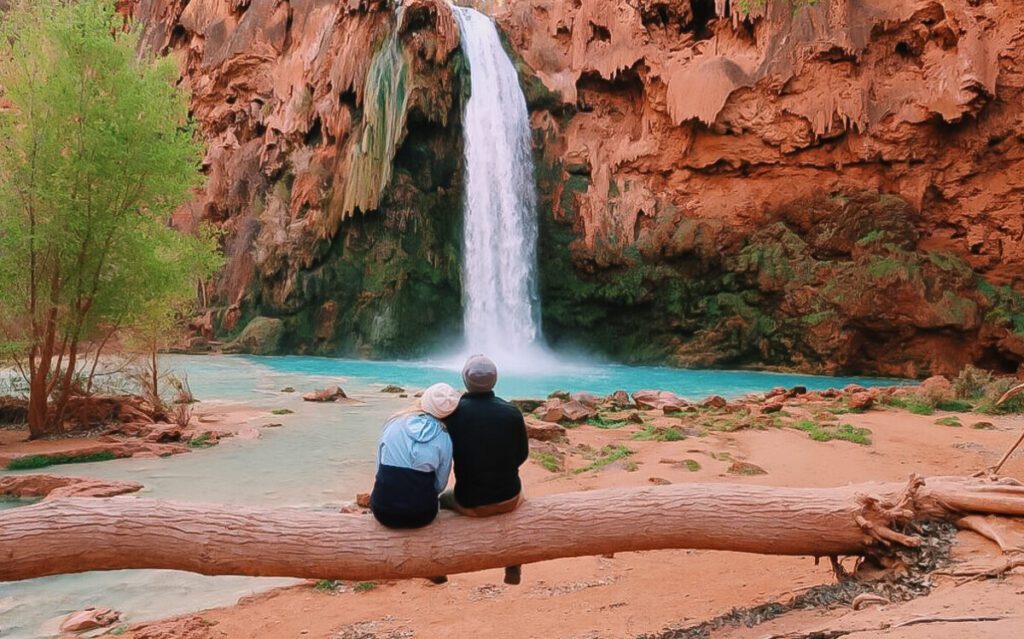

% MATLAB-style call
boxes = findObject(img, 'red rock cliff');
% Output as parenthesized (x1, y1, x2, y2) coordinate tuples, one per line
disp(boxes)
(129, 0, 1024, 376)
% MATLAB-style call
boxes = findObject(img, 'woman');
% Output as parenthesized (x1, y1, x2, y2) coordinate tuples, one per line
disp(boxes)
(370, 382, 460, 529)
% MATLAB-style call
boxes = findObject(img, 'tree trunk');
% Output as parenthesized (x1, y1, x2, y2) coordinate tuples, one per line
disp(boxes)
(3, 476, 1023, 583)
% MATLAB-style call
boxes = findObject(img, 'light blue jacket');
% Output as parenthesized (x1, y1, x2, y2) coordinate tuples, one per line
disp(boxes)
(376, 412, 453, 494)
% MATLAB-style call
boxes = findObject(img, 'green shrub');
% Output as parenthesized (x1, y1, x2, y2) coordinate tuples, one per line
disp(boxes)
(314, 579, 343, 592)
(935, 399, 973, 412)
(934, 416, 962, 427)
(187, 433, 215, 449)
(353, 581, 377, 593)
(975, 378, 1024, 414)
(271, 408, 294, 415)
(586, 414, 627, 429)
(682, 459, 701, 472)
(953, 365, 993, 399)
(632, 425, 686, 442)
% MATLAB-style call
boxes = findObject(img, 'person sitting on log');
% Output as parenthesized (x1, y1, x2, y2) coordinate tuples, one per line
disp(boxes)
(369, 382, 460, 530)
(441, 355, 530, 585)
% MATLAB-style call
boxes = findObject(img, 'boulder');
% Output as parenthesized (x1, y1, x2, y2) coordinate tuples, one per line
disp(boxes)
(627, 412, 644, 424)
(848, 392, 875, 411)
(60, 607, 120, 633)
(700, 395, 728, 409)
(919, 375, 953, 401)
(536, 400, 564, 423)
(303, 386, 347, 402)
(510, 398, 545, 413)
(525, 419, 566, 441)
(633, 390, 687, 411)
(560, 400, 596, 422)
(761, 396, 785, 413)
(570, 392, 600, 408)
(225, 316, 284, 355)
(786, 386, 808, 397)
(766, 387, 787, 398)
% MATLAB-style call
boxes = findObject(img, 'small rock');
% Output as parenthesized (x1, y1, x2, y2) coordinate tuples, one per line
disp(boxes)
(263, 423, 283, 428)
(536, 400, 565, 423)
(727, 461, 767, 476)
(627, 412, 644, 424)
(355, 492, 371, 508)
(786, 386, 808, 397)
(60, 607, 120, 632)
(971, 421, 996, 430)
(821, 388, 840, 398)
(380, 385, 405, 393)
(701, 395, 728, 409)
(608, 390, 633, 408)
(765, 387, 787, 399)
(843, 384, 867, 394)
(848, 392, 875, 411)
(303, 386, 347, 402)
(648, 477, 672, 486)
(399, 394, 408, 398)
(280, 387, 295, 393)
(662, 404, 685, 415)
(525, 419, 566, 441)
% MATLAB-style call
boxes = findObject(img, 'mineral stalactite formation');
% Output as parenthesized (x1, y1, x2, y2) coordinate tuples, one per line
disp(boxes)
(128, 0, 1024, 376)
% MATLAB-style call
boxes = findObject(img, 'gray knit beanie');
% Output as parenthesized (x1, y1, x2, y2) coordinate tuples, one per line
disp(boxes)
(462, 354, 497, 393)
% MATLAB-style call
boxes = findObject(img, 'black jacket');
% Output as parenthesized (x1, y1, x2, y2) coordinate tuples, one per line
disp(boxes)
(444, 391, 529, 508)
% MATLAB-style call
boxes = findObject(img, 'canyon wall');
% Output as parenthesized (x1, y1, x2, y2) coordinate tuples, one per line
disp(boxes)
(133, 0, 1024, 376)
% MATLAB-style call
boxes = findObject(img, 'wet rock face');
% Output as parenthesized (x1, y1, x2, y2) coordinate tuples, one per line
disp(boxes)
(126, 0, 465, 357)
(496, 0, 1024, 376)
(132, 0, 1024, 375)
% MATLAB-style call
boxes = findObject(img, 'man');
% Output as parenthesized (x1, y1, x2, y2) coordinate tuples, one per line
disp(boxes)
(441, 354, 529, 584)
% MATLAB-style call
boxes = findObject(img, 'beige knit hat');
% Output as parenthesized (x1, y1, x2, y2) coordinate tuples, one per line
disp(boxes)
(420, 382, 461, 419)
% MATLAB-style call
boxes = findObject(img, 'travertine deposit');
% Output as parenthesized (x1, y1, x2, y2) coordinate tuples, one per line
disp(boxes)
(127, 0, 1024, 376)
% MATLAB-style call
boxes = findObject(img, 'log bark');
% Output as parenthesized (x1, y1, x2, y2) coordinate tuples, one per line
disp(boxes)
(2, 476, 1023, 582)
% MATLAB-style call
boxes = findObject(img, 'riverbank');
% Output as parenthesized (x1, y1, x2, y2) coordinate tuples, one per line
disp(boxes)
(105, 390, 1024, 639)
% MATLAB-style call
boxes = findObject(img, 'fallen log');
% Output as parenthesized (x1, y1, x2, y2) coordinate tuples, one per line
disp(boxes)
(2, 475, 1023, 582)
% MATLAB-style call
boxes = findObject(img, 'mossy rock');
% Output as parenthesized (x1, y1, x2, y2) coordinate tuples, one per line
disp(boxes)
(226, 317, 285, 355)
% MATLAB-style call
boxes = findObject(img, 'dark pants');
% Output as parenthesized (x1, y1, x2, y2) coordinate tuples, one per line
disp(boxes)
(371, 507, 437, 529)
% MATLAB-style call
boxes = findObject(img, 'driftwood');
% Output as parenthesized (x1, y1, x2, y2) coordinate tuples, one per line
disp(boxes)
(2, 475, 1023, 582)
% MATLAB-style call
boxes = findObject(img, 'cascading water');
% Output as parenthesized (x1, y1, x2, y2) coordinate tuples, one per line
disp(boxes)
(453, 7, 546, 367)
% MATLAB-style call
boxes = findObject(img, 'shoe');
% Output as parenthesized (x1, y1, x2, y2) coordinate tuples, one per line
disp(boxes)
(503, 566, 521, 585)
(427, 575, 448, 585)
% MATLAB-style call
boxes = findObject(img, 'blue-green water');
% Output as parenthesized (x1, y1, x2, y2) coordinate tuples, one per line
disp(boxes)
(172, 354, 904, 401)
(0, 354, 907, 637)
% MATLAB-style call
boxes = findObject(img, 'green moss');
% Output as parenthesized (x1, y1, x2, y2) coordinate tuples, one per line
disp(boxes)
(530, 451, 562, 473)
(353, 581, 377, 593)
(632, 425, 685, 441)
(935, 399, 972, 412)
(586, 414, 628, 429)
(934, 416, 962, 427)
(793, 420, 872, 445)
(682, 459, 701, 472)
(187, 433, 215, 449)
(574, 445, 635, 474)
(271, 408, 294, 415)
(7, 451, 117, 470)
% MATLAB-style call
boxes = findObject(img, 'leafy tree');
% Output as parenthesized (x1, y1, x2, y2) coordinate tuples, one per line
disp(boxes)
(0, 0, 220, 438)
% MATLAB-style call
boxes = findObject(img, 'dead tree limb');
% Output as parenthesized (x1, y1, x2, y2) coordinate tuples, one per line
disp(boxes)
(2, 475, 1023, 582)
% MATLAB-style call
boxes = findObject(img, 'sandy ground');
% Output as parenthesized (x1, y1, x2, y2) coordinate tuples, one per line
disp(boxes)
(104, 399, 1024, 639)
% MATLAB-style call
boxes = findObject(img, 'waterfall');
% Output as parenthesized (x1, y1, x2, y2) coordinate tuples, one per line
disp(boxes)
(453, 6, 545, 366)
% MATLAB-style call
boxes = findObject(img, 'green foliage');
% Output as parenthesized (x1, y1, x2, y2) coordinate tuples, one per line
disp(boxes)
(574, 445, 635, 474)
(793, 420, 872, 445)
(856, 230, 884, 246)
(0, 0, 218, 434)
(935, 399, 973, 413)
(883, 396, 935, 415)
(7, 451, 117, 470)
(530, 451, 562, 473)
(271, 408, 294, 415)
(934, 416, 962, 427)
(187, 433, 215, 449)
(632, 425, 685, 442)
(682, 459, 701, 472)
(353, 581, 377, 593)
(975, 378, 1024, 415)
(586, 414, 628, 429)
(978, 281, 1024, 334)
(953, 365, 993, 400)
(314, 579, 343, 592)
